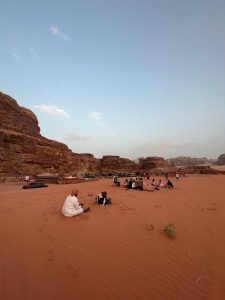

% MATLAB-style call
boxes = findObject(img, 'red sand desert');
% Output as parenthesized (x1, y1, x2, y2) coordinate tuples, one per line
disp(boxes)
(0, 175, 225, 300)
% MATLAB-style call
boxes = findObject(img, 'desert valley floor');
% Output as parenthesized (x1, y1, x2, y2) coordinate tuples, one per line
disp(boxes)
(0, 175, 225, 300)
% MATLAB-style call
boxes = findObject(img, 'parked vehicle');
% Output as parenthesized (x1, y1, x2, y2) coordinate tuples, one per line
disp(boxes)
(22, 182, 48, 189)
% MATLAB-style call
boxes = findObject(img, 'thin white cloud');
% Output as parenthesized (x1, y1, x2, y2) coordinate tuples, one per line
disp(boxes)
(90, 111, 108, 127)
(12, 51, 20, 62)
(65, 134, 89, 141)
(30, 48, 38, 57)
(34, 105, 69, 117)
(91, 111, 100, 121)
(111, 132, 117, 136)
(117, 114, 127, 120)
(50, 24, 71, 41)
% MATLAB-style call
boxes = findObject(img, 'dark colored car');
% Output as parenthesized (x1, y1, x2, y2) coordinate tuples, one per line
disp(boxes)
(22, 182, 48, 189)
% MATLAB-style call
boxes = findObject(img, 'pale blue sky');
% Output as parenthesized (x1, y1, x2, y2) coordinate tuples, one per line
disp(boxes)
(1, 0, 225, 159)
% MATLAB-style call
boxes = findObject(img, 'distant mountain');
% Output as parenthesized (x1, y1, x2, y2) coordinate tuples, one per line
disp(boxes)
(166, 156, 216, 167)
(214, 153, 225, 165)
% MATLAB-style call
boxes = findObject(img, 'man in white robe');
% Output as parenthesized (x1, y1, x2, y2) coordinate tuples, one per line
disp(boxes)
(62, 189, 90, 217)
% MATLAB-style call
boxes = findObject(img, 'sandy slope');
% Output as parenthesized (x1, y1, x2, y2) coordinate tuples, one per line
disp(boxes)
(0, 175, 225, 300)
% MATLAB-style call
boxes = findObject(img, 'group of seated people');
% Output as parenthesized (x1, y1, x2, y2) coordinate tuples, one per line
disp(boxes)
(151, 178, 174, 189)
(123, 177, 173, 191)
(124, 177, 144, 190)
(61, 176, 174, 218)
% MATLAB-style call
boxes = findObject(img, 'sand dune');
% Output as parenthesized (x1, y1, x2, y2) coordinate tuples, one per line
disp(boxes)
(0, 175, 225, 300)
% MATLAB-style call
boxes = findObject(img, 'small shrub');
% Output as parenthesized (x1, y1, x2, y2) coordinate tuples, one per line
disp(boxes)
(164, 223, 176, 238)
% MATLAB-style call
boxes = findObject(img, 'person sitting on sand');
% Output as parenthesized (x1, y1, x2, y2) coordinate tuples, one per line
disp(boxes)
(112, 175, 120, 187)
(158, 179, 164, 188)
(62, 189, 90, 217)
(132, 179, 137, 189)
(124, 179, 129, 188)
(96, 191, 112, 205)
(128, 178, 133, 189)
(112, 175, 118, 184)
(136, 178, 144, 190)
(166, 180, 173, 189)
(151, 178, 156, 186)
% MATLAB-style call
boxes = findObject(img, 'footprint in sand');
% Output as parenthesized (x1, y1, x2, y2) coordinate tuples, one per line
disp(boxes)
(119, 205, 134, 211)
(38, 224, 45, 232)
(154, 205, 162, 208)
(4, 208, 13, 213)
(144, 224, 154, 231)
(65, 262, 79, 279)
(65, 262, 73, 270)
(46, 234, 55, 242)
(50, 211, 58, 215)
(71, 269, 79, 279)
(47, 249, 54, 262)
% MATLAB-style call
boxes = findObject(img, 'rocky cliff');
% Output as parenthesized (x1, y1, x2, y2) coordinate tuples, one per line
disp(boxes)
(166, 156, 214, 166)
(138, 156, 170, 170)
(0, 92, 101, 175)
(100, 155, 137, 172)
(1, 91, 220, 177)
(0, 92, 135, 175)
(214, 153, 225, 165)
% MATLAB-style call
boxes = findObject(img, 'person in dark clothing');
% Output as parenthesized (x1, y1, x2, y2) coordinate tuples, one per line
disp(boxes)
(166, 180, 173, 189)
(128, 178, 133, 189)
(96, 191, 112, 205)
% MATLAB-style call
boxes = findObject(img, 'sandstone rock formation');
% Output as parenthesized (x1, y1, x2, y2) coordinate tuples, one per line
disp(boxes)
(178, 165, 223, 175)
(138, 156, 170, 170)
(0, 92, 136, 176)
(0, 92, 100, 175)
(100, 155, 137, 172)
(214, 153, 225, 165)
(166, 156, 214, 166)
(0, 91, 221, 177)
(0, 92, 41, 137)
